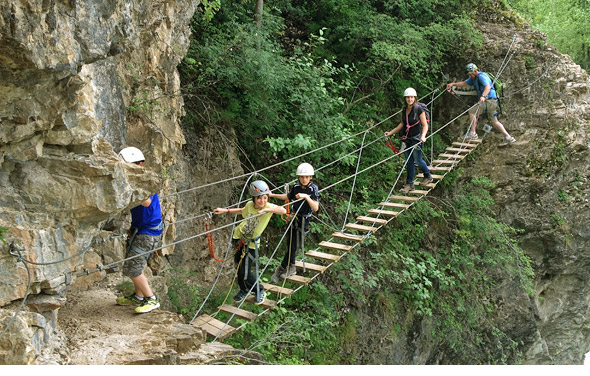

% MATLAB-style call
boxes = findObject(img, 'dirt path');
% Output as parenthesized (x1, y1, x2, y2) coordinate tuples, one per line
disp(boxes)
(56, 279, 262, 365)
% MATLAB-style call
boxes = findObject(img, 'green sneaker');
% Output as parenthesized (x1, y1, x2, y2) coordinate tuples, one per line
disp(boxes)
(135, 296, 160, 314)
(116, 294, 143, 306)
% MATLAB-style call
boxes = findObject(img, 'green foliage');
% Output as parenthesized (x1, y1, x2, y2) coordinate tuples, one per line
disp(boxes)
(337, 176, 534, 363)
(508, 0, 590, 70)
(225, 282, 345, 364)
(0, 227, 6, 244)
(524, 55, 535, 69)
(198, 0, 221, 22)
(167, 269, 206, 315)
(557, 189, 570, 203)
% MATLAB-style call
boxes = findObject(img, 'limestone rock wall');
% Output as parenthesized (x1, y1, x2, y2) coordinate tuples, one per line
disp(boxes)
(0, 0, 197, 364)
(439, 17, 590, 363)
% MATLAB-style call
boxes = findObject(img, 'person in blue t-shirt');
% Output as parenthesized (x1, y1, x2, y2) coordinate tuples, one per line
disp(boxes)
(269, 163, 320, 282)
(115, 147, 163, 314)
(447, 63, 516, 144)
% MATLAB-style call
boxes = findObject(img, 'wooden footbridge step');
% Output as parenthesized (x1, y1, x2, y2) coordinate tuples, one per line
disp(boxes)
(345, 223, 378, 233)
(193, 314, 236, 340)
(368, 209, 400, 217)
(319, 241, 352, 252)
(295, 260, 327, 273)
(218, 304, 258, 322)
(388, 195, 420, 202)
(439, 153, 465, 159)
(331, 232, 365, 242)
(357, 216, 388, 225)
(306, 249, 341, 262)
(452, 142, 477, 148)
(445, 147, 470, 153)
(193, 136, 483, 341)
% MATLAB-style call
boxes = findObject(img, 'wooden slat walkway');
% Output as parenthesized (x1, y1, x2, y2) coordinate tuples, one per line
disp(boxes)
(193, 136, 481, 340)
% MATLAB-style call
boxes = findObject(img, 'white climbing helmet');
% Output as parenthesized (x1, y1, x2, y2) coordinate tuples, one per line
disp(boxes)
(403, 87, 417, 97)
(296, 162, 315, 176)
(248, 180, 271, 197)
(465, 63, 478, 74)
(119, 147, 145, 163)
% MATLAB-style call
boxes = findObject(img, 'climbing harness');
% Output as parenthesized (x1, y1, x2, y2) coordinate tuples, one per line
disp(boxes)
(401, 102, 430, 141)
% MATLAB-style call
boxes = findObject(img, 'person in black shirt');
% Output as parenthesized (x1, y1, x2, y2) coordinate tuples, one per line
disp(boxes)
(384, 87, 433, 193)
(270, 163, 319, 282)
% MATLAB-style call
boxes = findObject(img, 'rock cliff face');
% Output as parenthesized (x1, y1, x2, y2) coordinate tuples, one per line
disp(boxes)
(1, 1, 589, 365)
(0, 0, 195, 364)
(438, 15, 590, 363)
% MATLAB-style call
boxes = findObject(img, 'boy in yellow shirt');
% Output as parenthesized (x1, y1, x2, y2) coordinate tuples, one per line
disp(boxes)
(215, 180, 286, 304)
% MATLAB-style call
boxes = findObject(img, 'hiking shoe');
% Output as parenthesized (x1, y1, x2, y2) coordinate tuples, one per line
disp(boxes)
(279, 265, 297, 279)
(422, 176, 434, 185)
(468, 132, 478, 140)
(400, 183, 414, 194)
(254, 289, 267, 305)
(116, 294, 143, 306)
(271, 266, 286, 283)
(233, 290, 249, 303)
(135, 296, 160, 314)
(507, 136, 516, 143)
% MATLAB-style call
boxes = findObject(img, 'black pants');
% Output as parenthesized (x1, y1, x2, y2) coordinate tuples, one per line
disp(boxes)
(233, 240, 261, 293)
(280, 216, 309, 269)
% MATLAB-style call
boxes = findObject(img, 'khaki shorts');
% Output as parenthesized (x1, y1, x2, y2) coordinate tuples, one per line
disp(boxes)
(122, 233, 162, 278)
(468, 98, 499, 118)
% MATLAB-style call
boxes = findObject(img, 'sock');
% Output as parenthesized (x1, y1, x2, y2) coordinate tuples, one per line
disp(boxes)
(135, 295, 144, 301)
(506, 135, 511, 140)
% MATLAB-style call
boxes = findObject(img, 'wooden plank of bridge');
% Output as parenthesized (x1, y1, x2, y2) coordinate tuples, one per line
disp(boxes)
(193, 314, 236, 340)
(429, 166, 452, 172)
(378, 202, 411, 209)
(417, 173, 445, 180)
(306, 249, 341, 262)
(445, 147, 470, 153)
(388, 195, 420, 202)
(295, 260, 327, 273)
(452, 142, 477, 148)
(432, 159, 457, 164)
(218, 304, 258, 322)
(345, 223, 378, 233)
(261, 282, 294, 297)
(409, 189, 429, 195)
(331, 232, 365, 242)
(286, 274, 312, 285)
(368, 209, 400, 217)
(319, 241, 352, 252)
(357, 216, 388, 225)
(414, 181, 436, 188)
(244, 295, 277, 309)
(439, 153, 465, 159)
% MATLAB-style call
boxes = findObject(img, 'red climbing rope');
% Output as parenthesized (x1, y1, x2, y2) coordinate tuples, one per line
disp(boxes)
(205, 217, 226, 262)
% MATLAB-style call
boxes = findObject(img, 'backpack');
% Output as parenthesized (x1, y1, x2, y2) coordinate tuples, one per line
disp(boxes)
(486, 72, 504, 99)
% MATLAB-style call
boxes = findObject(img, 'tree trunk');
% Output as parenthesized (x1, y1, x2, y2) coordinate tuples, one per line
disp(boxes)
(255, 0, 263, 28)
